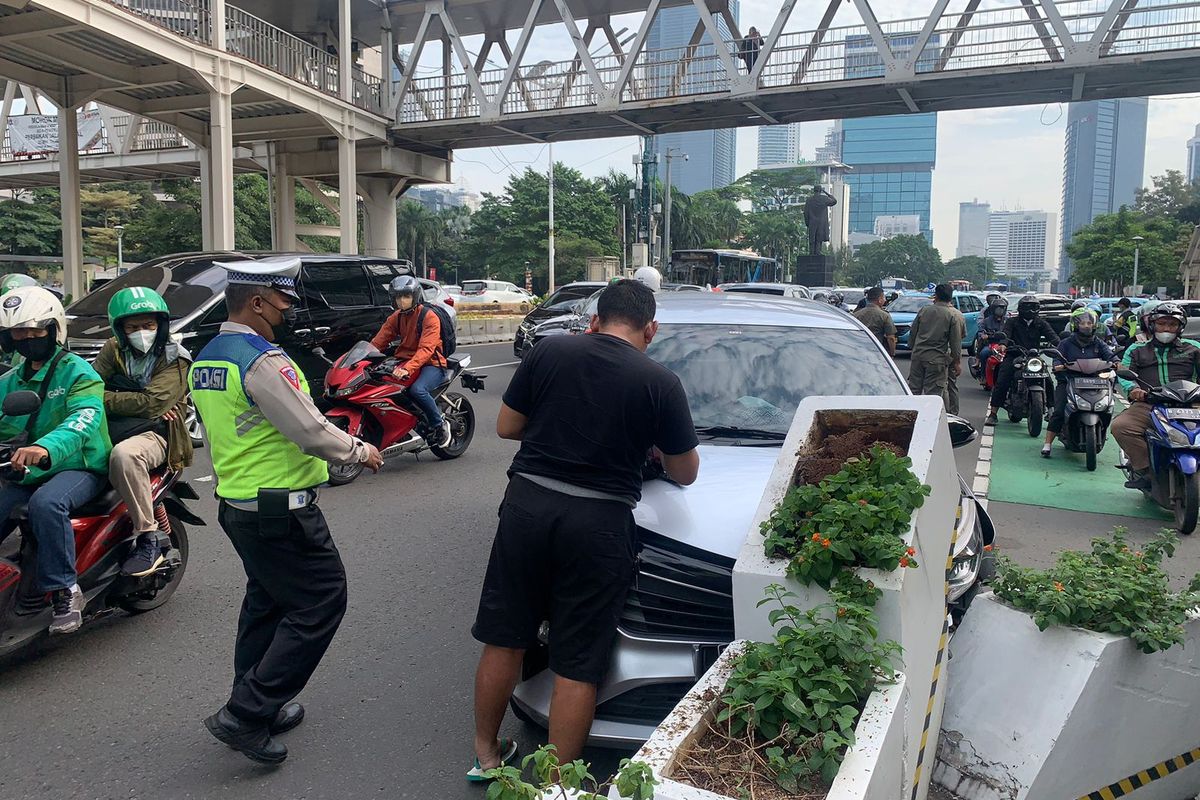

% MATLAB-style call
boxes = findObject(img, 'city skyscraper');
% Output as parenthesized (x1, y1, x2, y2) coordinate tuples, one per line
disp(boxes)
(1059, 97, 1149, 282)
(988, 210, 1057, 282)
(757, 123, 801, 168)
(839, 33, 939, 243)
(1188, 123, 1200, 184)
(648, 3, 738, 195)
(957, 200, 991, 258)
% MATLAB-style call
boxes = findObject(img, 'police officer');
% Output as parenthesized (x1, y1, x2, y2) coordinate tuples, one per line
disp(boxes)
(906, 283, 964, 407)
(191, 257, 383, 764)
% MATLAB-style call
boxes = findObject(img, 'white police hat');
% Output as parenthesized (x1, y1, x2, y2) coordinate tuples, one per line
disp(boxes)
(216, 255, 301, 299)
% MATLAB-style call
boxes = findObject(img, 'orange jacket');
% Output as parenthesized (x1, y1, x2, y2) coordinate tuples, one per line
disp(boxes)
(370, 305, 448, 373)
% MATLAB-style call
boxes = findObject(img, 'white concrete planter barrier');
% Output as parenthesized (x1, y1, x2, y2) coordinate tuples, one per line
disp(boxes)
(611, 641, 908, 800)
(732, 395, 960, 800)
(935, 593, 1200, 800)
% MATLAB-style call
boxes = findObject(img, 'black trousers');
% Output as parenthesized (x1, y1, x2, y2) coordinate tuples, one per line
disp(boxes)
(1047, 378, 1070, 434)
(217, 501, 348, 722)
(990, 358, 1017, 409)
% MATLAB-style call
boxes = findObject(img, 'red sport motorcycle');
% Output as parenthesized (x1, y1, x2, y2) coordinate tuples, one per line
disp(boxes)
(319, 341, 485, 486)
(0, 390, 201, 658)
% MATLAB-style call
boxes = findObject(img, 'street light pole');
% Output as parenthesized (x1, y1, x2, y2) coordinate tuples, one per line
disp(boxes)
(662, 147, 687, 274)
(1132, 235, 1144, 294)
(113, 224, 125, 272)
(548, 142, 556, 293)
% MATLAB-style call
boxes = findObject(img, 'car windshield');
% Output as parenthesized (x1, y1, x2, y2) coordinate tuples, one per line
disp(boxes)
(69, 256, 229, 319)
(887, 296, 931, 313)
(543, 285, 598, 309)
(841, 290, 866, 305)
(462, 281, 487, 294)
(723, 286, 783, 295)
(647, 324, 904, 438)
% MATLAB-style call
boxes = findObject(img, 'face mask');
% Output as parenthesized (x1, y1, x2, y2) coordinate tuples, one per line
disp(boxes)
(1019, 309, 1035, 320)
(127, 329, 156, 353)
(1077, 328, 1095, 341)
(1156, 331, 1178, 345)
(14, 335, 54, 362)
(262, 299, 297, 333)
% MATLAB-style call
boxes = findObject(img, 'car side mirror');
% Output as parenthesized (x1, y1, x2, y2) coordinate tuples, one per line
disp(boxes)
(947, 415, 977, 449)
(1116, 368, 1138, 381)
(2, 390, 41, 417)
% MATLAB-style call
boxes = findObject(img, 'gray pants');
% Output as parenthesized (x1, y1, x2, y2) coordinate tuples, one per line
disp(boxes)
(945, 361, 960, 415)
(908, 352, 949, 406)
(109, 432, 168, 533)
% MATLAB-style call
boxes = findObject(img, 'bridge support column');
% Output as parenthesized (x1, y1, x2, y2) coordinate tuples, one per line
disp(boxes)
(58, 105, 84, 301)
(208, 90, 235, 250)
(360, 178, 400, 258)
(199, 147, 213, 249)
(270, 151, 297, 251)
(337, 133, 358, 254)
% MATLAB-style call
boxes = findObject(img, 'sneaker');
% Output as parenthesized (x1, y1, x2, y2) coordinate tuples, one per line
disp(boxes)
(1041, 446, 1051, 458)
(49, 584, 84, 634)
(985, 412, 997, 426)
(1125, 471, 1151, 490)
(437, 419, 452, 448)
(121, 533, 165, 577)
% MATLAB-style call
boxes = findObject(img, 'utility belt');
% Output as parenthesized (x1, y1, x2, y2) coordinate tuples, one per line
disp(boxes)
(222, 488, 319, 514)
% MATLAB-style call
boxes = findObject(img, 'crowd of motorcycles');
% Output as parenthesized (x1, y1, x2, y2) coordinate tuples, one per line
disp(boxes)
(966, 301, 1200, 535)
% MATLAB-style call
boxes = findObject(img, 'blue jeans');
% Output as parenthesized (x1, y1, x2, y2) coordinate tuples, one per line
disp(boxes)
(409, 366, 449, 428)
(0, 470, 107, 591)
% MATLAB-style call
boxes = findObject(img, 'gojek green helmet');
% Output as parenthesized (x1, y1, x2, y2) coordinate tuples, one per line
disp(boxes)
(0, 273, 39, 296)
(107, 286, 170, 351)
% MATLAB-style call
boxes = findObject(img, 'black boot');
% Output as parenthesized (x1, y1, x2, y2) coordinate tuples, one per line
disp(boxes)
(204, 707, 288, 764)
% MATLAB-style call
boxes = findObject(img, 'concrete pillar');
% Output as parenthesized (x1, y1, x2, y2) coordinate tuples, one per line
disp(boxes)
(211, 0, 225, 50)
(380, 24, 395, 110)
(58, 106, 84, 301)
(337, 133, 358, 254)
(360, 178, 399, 258)
(339, 0, 353, 102)
(270, 150, 297, 251)
(208, 91, 235, 250)
(198, 147, 213, 249)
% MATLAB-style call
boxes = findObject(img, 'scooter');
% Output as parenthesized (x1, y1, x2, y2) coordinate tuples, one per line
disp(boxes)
(1116, 371, 1200, 535)
(1054, 356, 1117, 472)
(1006, 345, 1053, 437)
(320, 342, 486, 486)
(0, 390, 202, 657)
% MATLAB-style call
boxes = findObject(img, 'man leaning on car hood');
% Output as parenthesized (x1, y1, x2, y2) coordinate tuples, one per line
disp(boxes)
(466, 279, 700, 779)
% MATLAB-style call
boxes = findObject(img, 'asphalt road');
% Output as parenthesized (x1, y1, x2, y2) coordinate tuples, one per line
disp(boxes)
(2, 341, 1197, 800)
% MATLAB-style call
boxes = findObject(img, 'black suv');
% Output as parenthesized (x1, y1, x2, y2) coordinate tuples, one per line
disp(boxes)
(513, 281, 606, 359)
(67, 250, 435, 406)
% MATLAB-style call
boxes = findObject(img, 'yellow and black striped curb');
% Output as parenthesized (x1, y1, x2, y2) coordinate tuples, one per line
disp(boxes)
(909, 503, 962, 799)
(1076, 746, 1200, 800)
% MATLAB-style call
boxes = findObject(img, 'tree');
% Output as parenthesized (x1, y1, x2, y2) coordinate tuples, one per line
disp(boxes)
(945, 255, 998, 288)
(854, 235, 945, 287)
(0, 193, 62, 257)
(123, 179, 202, 261)
(687, 190, 742, 248)
(1135, 170, 1200, 224)
(1065, 207, 1190, 292)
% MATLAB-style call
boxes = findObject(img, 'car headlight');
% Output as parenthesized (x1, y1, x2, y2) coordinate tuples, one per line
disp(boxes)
(947, 515, 983, 602)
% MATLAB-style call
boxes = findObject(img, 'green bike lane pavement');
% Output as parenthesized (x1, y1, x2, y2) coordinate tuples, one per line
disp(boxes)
(985, 414, 1171, 522)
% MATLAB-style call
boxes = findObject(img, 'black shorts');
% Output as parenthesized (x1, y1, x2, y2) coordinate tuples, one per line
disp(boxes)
(472, 475, 636, 684)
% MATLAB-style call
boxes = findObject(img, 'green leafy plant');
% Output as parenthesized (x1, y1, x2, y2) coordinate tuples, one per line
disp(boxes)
(762, 444, 930, 585)
(483, 745, 657, 800)
(993, 528, 1200, 654)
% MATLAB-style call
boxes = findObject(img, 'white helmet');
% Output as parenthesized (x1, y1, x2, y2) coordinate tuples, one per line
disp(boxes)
(0, 286, 68, 346)
(633, 266, 662, 292)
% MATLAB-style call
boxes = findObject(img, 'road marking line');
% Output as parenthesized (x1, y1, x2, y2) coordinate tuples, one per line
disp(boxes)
(474, 360, 520, 369)
(978, 449, 992, 462)
(977, 461, 991, 476)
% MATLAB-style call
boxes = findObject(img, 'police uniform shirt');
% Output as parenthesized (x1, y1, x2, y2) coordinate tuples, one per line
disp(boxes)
(908, 303, 961, 360)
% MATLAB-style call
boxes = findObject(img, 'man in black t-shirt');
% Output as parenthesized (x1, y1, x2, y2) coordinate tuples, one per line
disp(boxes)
(467, 280, 699, 777)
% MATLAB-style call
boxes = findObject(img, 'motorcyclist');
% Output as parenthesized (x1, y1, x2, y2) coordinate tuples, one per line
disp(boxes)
(1133, 299, 1163, 345)
(1109, 297, 1137, 352)
(826, 291, 850, 312)
(0, 287, 110, 634)
(1112, 303, 1200, 489)
(986, 295, 1060, 425)
(1041, 308, 1117, 458)
(369, 275, 452, 448)
(92, 287, 194, 576)
(973, 296, 1008, 368)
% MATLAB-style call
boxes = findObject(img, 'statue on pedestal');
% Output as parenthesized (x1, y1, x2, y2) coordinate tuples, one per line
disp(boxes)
(803, 184, 838, 257)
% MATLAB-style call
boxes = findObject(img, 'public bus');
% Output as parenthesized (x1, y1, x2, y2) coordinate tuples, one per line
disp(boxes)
(666, 249, 779, 286)
(880, 277, 915, 292)
(949, 279, 973, 292)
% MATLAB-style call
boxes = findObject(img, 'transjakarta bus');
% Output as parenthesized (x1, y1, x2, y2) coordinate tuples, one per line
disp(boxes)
(666, 249, 778, 286)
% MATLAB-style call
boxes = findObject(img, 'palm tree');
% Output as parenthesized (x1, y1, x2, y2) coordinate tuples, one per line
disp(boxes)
(398, 200, 434, 270)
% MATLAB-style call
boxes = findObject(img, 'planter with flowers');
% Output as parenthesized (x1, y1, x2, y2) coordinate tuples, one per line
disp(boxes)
(935, 528, 1200, 800)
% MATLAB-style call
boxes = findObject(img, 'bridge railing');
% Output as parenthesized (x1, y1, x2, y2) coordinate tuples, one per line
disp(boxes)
(104, 0, 383, 115)
(397, 0, 1200, 125)
(0, 115, 189, 164)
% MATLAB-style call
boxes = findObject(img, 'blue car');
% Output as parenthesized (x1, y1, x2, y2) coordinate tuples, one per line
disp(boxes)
(1091, 296, 1146, 327)
(889, 291, 983, 352)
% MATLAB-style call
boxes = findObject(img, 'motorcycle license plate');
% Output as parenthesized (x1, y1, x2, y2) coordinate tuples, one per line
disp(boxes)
(1073, 377, 1109, 388)
(1165, 408, 1200, 420)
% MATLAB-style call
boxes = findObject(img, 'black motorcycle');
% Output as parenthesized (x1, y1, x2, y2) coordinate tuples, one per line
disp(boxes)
(1054, 356, 1118, 471)
(1006, 345, 1053, 437)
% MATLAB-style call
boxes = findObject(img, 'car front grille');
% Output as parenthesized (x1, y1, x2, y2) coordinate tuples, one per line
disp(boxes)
(896, 325, 911, 337)
(594, 681, 696, 726)
(619, 528, 735, 643)
(68, 338, 105, 363)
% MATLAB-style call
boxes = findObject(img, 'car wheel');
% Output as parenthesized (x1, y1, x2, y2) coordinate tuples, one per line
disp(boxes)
(186, 397, 204, 448)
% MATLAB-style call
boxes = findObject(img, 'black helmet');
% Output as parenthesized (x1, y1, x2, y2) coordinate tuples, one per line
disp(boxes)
(387, 275, 423, 307)
(828, 291, 844, 306)
(985, 292, 1001, 306)
(1017, 295, 1040, 319)
(1147, 302, 1187, 343)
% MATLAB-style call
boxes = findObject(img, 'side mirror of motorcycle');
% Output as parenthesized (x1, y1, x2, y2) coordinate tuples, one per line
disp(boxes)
(1116, 368, 1138, 381)
(947, 415, 977, 449)
(2, 389, 41, 417)
(312, 347, 333, 366)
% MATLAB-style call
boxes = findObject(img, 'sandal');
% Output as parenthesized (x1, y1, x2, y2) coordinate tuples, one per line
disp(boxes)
(466, 737, 519, 782)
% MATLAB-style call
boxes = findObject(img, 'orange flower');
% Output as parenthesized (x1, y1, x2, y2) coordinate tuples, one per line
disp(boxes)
(899, 556, 910, 568)
(812, 533, 822, 542)
(906, 547, 916, 557)
(858, 499, 868, 507)
(1054, 582, 1064, 592)
(836, 608, 846, 617)
(983, 544, 993, 552)
(1135, 551, 1143, 558)
(821, 539, 831, 548)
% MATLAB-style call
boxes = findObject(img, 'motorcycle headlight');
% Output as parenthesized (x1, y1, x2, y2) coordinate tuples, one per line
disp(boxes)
(332, 372, 367, 398)
(1094, 395, 1113, 411)
(1026, 359, 1043, 373)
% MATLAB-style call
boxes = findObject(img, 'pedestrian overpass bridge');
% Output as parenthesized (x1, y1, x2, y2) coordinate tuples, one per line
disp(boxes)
(1, 0, 1198, 294)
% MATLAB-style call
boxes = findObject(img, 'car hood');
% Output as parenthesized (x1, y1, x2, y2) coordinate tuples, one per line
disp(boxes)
(523, 305, 578, 326)
(889, 312, 917, 324)
(634, 444, 781, 560)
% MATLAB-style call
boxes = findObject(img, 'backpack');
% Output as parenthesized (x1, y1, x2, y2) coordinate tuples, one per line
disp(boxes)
(417, 303, 456, 358)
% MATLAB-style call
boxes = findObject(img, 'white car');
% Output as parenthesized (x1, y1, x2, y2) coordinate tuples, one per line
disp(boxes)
(456, 279, 534, 305)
